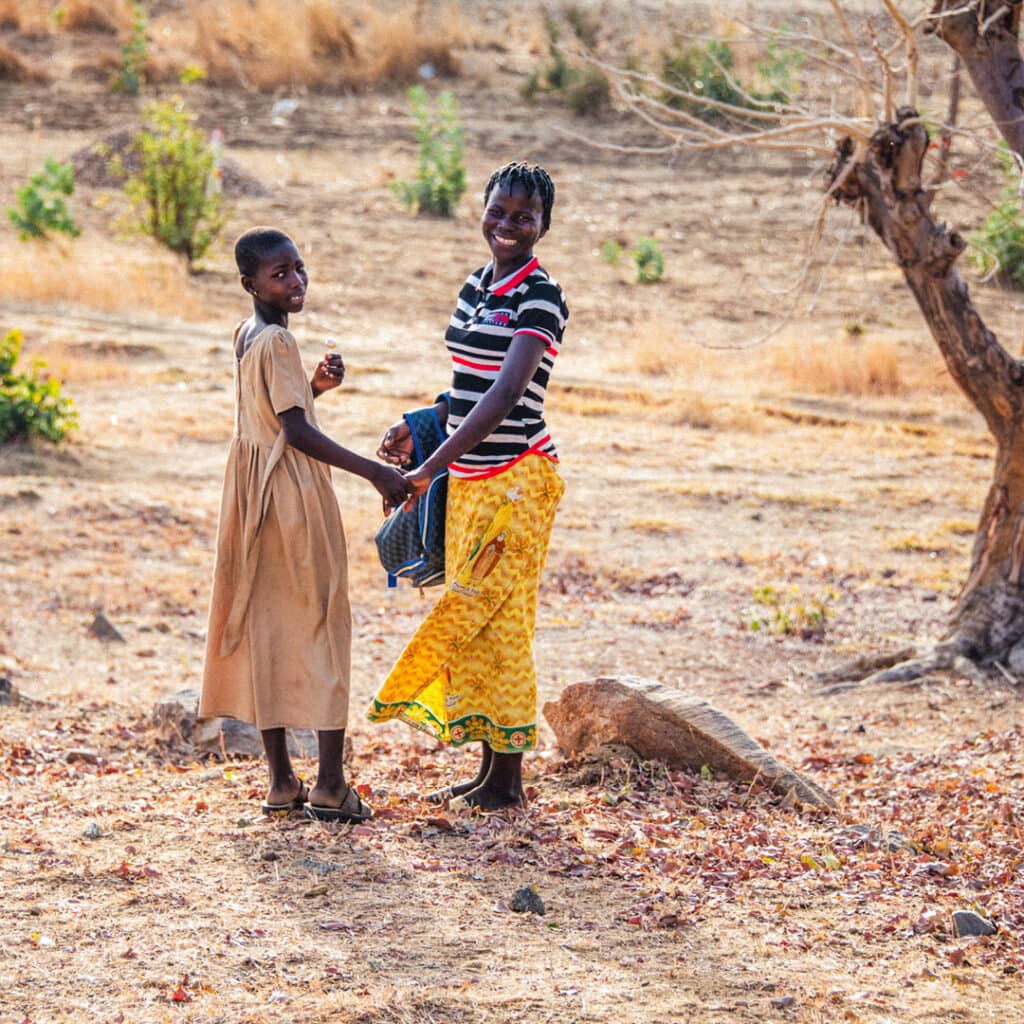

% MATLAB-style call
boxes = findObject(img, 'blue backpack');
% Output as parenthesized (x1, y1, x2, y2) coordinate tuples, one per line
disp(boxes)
(374, 405, 448, 588)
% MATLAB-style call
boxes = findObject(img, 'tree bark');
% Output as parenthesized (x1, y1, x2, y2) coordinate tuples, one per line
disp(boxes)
(828, 98, 1024, 667)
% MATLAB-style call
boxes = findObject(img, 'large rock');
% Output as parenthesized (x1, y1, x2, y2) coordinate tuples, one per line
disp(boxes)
(152, 689, 317, 759)
(543, 677, 833, 809)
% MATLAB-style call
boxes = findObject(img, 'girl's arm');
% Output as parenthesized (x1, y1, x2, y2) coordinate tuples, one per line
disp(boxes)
(278, 408, 410, 507)
(403, 334, 547, 503)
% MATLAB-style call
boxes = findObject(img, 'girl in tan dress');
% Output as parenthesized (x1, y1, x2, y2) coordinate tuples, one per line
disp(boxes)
(201, 227, 410, 822)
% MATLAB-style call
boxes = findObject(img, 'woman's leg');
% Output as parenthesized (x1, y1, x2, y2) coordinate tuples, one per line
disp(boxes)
(260, 728, 302, 805)
(462, 749, 525, 810)
(308, 728, 347, 808)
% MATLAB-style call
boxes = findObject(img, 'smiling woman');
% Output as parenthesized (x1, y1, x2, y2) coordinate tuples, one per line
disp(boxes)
(368, 162, 570, 812)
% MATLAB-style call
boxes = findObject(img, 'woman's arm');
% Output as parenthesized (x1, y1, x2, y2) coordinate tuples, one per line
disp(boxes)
(278, 408, 410, 507)
(402, 334, 547, 502)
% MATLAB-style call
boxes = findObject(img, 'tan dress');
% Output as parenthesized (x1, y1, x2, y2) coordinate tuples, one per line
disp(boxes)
(201, 325, 351, 730)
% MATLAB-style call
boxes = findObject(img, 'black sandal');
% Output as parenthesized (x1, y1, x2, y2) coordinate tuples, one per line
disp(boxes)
(304, 786, 373, 823)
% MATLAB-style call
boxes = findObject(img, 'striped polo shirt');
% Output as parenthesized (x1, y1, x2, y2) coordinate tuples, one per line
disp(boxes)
(444, 256, 568, 480)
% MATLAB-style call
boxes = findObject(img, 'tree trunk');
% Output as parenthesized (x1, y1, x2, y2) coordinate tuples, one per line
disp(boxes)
(828, 103, 1024, 667)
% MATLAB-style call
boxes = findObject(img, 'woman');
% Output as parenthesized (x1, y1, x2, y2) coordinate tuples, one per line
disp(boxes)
(368, 161, 568, 811)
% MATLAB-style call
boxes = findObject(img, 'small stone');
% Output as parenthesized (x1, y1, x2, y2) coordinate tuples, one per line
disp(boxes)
(510, 886, 545, 915)
(83, 822, 102, 840)
(66, 748, 101, 764)
(261, 850, 279, 862)
(951, 910, 997, 937)
(771, 996, 796, 1009)
(87, 612, 125, 643)
(0, 677, 18, 706)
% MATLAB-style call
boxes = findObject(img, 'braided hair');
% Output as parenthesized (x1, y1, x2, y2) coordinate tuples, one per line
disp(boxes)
(234, 226, 294, 277)
(483, 162, 555, 232)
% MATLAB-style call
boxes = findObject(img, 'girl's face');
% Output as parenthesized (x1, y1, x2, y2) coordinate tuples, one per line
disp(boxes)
(246, 240, 308, 317)
(481, 183, 545, 272)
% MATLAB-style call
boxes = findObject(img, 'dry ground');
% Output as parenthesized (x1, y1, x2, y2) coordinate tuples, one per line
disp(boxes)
(2, 4, 1024, 1023)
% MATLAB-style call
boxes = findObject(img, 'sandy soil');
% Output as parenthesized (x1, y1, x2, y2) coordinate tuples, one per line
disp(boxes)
(2, 6, 1023, 1023)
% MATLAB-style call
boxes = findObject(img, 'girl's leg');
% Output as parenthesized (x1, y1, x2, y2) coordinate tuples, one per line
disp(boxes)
(261, 728, 303, 806)
(462, 749, 525, 811)
(308, 728, 348, 808)
(441, 742, 492, 799)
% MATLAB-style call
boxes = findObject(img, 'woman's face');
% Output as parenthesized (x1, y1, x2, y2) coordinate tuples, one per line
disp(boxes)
(481, 183, 545, 271)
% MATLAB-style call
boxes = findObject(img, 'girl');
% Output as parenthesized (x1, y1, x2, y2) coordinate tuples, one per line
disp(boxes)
(369, 162, 568, 811)
(201, 227, 410, 822)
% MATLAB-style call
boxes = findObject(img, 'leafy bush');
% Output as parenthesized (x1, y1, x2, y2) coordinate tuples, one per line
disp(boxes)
(391, 85, 465, 217)
(117, 97, 225, 270)
(0, 330, 78, 444)
(7, 157, 80, 241)
(660, 39, 795, 125)
(113, 3, 147, 96)
(632, 237, 665, 284)
(970, 145, 1024, 286)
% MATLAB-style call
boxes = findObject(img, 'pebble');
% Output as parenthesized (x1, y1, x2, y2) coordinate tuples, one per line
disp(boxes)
(510, 886, 545, 915)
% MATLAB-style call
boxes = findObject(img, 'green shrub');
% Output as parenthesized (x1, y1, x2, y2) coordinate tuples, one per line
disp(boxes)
(632, 237, 665, 284)
(0, 330, 78, 444)
(599, 239, 622, 265)
(391, 85, 466, 217)
(113, 3, 147, 96)
(7, 157, 80, 242)
(660, 39, 795, 126)
(117, 97, 225, 270)
(748, 584, 837, 640)
(970, 145, 1024, 286)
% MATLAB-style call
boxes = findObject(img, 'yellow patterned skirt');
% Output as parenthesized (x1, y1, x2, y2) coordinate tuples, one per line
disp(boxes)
(367, 455, 563, 752)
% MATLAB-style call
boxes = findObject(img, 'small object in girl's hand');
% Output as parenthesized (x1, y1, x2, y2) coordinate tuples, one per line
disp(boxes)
(324, 336, 338, 350)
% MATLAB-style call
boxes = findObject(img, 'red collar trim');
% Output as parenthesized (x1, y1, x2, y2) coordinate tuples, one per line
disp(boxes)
(489, 256, 539, 296)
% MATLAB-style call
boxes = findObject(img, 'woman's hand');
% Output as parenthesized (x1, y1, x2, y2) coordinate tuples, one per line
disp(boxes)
(400, 467, 432, 512)
(311, 353, 345, 397)
(372, 464, 413, 514)
(377, 419, 414, 466)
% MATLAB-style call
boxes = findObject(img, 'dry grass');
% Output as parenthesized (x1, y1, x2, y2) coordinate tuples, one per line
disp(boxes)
(0, 0, 49, 33)
(0, 241, 204, 319)
(57, 0, 132, 34)
(183, 0, 463, 91)
(0, 38, 49, 80)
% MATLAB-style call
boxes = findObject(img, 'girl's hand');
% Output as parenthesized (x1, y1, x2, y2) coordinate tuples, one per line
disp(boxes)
(373, 464, 413, 514)
(377, 419, 414, 466)
(400, 467, 432, 512)
(311, 353, 345, 397)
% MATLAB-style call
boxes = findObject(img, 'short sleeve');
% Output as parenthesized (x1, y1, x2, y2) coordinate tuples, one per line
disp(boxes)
(513, 279, 568, 350)
(261, 328, 310, 414)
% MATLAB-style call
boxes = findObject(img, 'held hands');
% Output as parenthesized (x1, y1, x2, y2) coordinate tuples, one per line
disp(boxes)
(374, 464, 413, 515)
(401, 467, 432, 512)
(376, 419, 414, 466)
(311, 353, 345, 397)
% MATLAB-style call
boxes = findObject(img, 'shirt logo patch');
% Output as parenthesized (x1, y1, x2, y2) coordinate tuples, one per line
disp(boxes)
(481, 312, 511, 327)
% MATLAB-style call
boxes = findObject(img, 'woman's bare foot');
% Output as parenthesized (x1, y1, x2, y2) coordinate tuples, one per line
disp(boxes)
(452, 782, 526, 812)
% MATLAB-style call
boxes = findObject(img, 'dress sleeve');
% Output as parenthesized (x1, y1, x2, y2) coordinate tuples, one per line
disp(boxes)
(262, 328, 310, 414)
(512, 279, 568, 350)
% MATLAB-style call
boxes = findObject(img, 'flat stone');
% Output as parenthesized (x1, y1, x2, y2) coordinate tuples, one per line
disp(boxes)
(542, 676, 833, 809)
(951, 910, 997, 937)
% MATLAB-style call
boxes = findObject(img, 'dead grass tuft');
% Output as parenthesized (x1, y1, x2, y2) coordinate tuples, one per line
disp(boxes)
(0, 241, 204, 319)
(0, 0, 49, 33)
(184, 0, 461, 90)
(57, 0, 132, 33)
(770, 336, 904, 397)
(0, 39, 49, 80)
